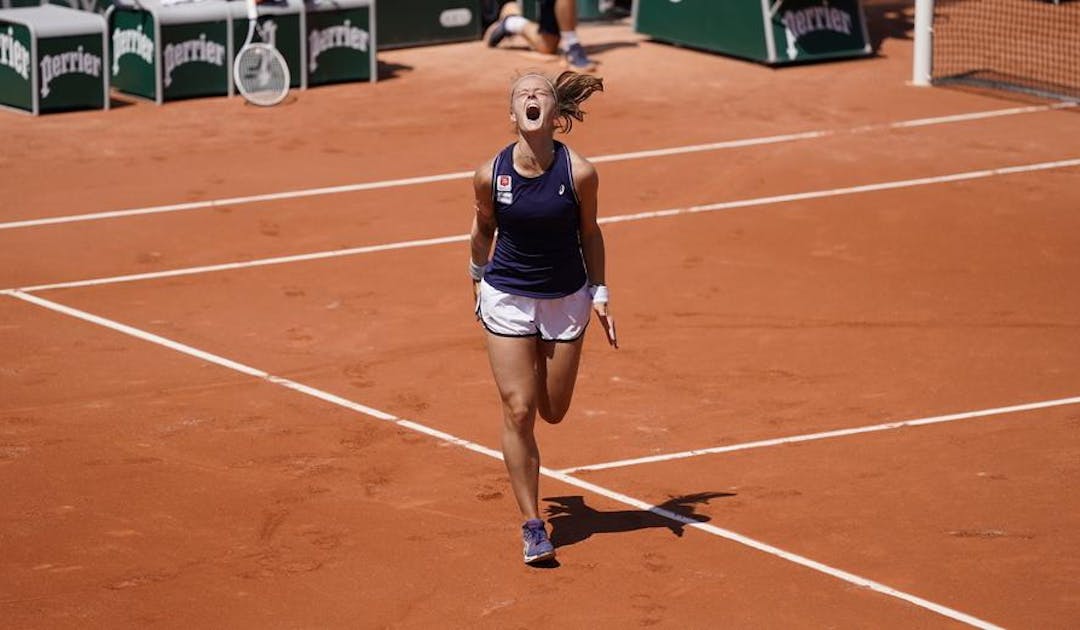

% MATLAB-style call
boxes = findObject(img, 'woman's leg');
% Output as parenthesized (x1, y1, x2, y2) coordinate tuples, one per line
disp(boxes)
(525, 0, 561, 54)
(485, 333, 544, 520)
(536, 337, 584, 424)
(486, 2, 559, 54)
(554, 0, 579, 31)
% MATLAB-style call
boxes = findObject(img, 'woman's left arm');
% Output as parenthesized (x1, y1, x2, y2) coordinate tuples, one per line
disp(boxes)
(573, 150, 616, 347)
(573, 152, 605, 289)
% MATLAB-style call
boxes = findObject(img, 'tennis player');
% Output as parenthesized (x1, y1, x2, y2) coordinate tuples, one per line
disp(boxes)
(469, 70, 612, 565)
(485, 0, 597, 71)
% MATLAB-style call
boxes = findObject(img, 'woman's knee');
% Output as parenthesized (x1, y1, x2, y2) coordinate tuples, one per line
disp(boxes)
(502, 395, 537, 431)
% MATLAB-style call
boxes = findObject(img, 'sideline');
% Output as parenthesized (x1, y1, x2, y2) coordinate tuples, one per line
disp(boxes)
(6, 288, 1006, 630)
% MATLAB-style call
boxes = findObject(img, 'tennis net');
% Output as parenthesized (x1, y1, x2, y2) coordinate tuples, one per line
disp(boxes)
(930, 0, 1080, 100)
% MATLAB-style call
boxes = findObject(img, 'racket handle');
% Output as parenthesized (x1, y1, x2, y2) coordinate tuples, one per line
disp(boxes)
(246, 0, 258, 21)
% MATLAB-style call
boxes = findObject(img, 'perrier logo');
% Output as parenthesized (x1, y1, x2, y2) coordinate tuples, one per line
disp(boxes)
(112, 24, 154, 75)
(0, 26, 31, 81)
(308, 19, 369, 73)
(40, 45, 103, 98)
(778, 1, 855, 60)
(162, 34, 225, 88)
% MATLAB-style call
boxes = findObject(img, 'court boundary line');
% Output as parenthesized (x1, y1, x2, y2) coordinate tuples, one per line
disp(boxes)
(0, 102, 1074, 231)
(7, 156, 1080, 294)
(558, 396, 1080, 473)
(4, 289, 1003, 630)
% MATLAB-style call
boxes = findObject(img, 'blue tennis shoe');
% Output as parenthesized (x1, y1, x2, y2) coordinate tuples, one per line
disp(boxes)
(522, 519, 555, 564)
(563, 43, 596, 71)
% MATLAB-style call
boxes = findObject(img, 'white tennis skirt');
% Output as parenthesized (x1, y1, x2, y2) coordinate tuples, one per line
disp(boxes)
(476, 279, 591, 342)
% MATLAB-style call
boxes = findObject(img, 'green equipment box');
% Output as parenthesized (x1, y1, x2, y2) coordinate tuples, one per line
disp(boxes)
(0, 4, 108, 114)
(378, 0, 480, 50)
(107, 0, 232, 103)
(304, 0, 375, 87)
(106, 0, 375, 103)
(633, 0, 871, 65)
(1, 0, 115, 15)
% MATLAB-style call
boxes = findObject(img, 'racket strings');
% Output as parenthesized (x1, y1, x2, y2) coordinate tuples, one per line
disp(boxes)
(235, 44, 289, 106)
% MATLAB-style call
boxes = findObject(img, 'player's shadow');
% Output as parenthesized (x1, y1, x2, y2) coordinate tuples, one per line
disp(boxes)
(582, 41, 640, 56)
(543, 492, 734, 549)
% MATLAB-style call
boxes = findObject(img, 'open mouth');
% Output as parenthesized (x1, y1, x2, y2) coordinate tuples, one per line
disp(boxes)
(525, 104, 541, 121)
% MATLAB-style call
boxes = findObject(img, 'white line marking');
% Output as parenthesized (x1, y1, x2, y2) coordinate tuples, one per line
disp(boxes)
(0, 172, 473, 231)
(559, 396, 1080, 474)
(602, 157, 1080, 225)
(1, 103, 1073, 231)
(8, 290, 399, 419)
(855, 101, 1075, 132)
(14, 235, 470, 293)
(542, 470, 1004, 630)
(8, 288, 1004, 629)
(588, 129, 831, 163)
(10, 156, 1080, 294)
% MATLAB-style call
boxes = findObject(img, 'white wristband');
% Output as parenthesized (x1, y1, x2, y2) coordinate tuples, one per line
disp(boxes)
(469, 260, 486, 281)
(588, 284, 609, 304)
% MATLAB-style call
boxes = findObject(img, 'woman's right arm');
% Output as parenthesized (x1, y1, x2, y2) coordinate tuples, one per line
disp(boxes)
(470, 159, 497, 295)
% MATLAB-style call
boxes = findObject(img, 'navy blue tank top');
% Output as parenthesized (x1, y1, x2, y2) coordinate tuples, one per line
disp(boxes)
(483, 141, 587, 298)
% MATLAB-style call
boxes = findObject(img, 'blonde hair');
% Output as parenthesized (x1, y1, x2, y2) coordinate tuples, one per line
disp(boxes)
(511, 70, 604, 133)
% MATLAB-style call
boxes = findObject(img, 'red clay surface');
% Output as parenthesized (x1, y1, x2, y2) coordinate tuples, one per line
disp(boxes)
(3, 5, 1080, 628)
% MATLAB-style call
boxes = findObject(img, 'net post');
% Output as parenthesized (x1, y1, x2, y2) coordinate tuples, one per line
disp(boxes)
(912, 0, 934, 86)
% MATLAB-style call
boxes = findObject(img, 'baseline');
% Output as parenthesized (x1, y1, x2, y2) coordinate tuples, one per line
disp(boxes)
(0, 103, 1073, 231)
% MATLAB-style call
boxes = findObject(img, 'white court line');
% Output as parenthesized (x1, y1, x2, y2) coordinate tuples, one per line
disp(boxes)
(853, 100, 1075, 132)
(543, 470, 1003, 630)
(559, 396, 1080, 474)
(5, 289, 1003, 630)
(13, 235, 470, 293)
(0, 172, 472, 231)
(0, 102, 1074, 231)
(10, 156, 1080, 294)
(602, 157, 1080, 224)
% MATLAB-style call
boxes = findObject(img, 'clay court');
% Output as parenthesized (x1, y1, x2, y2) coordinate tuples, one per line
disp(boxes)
(2, 2, 1079, 627)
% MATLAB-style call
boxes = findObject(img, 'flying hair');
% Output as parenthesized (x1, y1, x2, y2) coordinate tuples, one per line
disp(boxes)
(511, 70, 604, 133)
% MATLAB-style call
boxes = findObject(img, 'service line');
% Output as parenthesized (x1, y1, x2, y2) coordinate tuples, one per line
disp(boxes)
(0, 102, 1073, 231)
(10, 156, 1080, 294)
(6, 289, 1003, 630)
(559, 395, 1080, 474)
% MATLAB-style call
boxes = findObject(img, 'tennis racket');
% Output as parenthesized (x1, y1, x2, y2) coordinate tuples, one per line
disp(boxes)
(233, 0, 290, 106)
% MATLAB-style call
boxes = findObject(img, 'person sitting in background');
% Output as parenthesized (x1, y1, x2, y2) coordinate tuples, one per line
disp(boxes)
(483, 0, 597, 72)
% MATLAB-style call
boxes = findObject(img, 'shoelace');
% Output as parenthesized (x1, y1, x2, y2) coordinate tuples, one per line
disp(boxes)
(524, 526, 547, 546)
